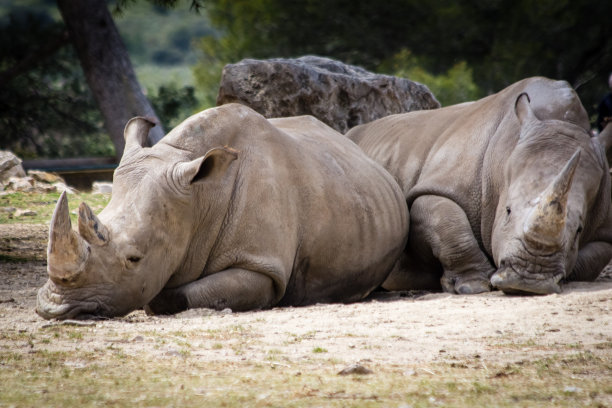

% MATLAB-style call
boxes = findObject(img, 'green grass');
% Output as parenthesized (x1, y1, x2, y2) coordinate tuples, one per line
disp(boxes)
(0, 345, 610, 407)
(0, 191, 111, 225)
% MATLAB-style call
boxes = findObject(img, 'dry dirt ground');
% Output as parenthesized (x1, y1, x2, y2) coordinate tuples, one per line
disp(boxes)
(1, 223, 612, 406)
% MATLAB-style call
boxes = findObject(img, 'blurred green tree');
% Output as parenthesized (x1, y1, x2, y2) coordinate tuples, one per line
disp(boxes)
(0, 10, 113, 159)
(195, 0, 612, 114)
(380, 49, 479, 107)
(0, 0, 205, 159)
(55, 0, 164, 159)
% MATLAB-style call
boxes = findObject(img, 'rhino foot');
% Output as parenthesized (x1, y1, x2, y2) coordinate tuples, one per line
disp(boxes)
(441, 274, 491, 294)
(455, 279, 491, 294)
(145, 288, 188, 315)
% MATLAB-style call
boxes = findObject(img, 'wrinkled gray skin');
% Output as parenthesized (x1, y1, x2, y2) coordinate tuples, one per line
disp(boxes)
(347, 77, 612, 295)
(36, 103, 408, 319)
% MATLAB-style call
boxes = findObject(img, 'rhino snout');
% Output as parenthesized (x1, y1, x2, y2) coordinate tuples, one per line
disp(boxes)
(36, 281, 101, 320)
(491, 266, 563, 295)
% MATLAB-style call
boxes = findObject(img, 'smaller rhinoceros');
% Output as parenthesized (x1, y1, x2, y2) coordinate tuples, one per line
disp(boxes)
(36, 104, 408, 319)
(347, 77, 612, 295)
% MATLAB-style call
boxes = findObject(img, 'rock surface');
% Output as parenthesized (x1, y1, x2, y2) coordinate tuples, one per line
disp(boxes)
(0, 151, 26, 183)
(217, 56, 440, 133)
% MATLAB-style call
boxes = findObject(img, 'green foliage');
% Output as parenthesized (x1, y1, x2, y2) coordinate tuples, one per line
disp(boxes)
(382, 49, 480, 106)
(149, 83, 199, 130)
(196, 0, 612, 112)
(113, 0, 214, 66)
(192, 43, 225, 108)
(0, 1, 216, 159)
(0, 10, 112, 159)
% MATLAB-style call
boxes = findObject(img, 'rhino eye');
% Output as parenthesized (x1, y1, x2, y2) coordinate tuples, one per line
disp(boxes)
(127, 256, 142, 264)
(575, 225, 583, 237)
(505, 206, 511, 216)
(573, 225, 583, 245)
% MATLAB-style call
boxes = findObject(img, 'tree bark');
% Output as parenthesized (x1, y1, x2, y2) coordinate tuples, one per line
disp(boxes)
(56, 0, 164, 160)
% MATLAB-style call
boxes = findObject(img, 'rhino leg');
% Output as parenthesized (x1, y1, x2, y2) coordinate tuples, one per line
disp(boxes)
(145, 269, 277, 315)
(569, 241, 612, 281)
(410, 195, 494, 294)
(382, 249, 443, 291)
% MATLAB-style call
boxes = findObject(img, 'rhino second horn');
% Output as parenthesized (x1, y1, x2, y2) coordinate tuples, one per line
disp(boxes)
(78, 202, 109, 246)
(523, 149, 581, 247)
(124, 116, 157, 150)
(47, 191, 89, 282)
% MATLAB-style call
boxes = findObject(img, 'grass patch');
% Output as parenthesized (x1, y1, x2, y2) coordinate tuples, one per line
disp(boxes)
(0, 347, 610, 407)
(0, 191, 111, 225)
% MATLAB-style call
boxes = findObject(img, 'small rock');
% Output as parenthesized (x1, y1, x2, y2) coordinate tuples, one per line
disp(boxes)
(28, 170, 64, 184)
(338, 364, 373, 376)
(52, 182, 77, 194)
(92, 182, 113, 194)
(165, 349, 182, 357)
(131, 335, 144, 342)
(5, 176, 35, 192)
(1, 207, 16, 214)
(220, 308, 232, 315)
(15, 209, 37, 217)
(64, 361, 87, 369)
(563, 386, 582, 394)
(33, 181, 57, 193)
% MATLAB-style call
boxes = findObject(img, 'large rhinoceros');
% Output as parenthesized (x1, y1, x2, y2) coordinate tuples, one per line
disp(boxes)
(347, 77, 612, 295)
(36, 103, 408, 319)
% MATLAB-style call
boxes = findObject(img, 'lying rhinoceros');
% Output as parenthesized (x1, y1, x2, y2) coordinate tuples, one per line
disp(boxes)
(347, 77, 612, 295)
(36, 104, 409, 319)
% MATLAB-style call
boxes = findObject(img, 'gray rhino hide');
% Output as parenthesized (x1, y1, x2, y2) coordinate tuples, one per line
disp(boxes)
(347, 77, 612, 295)
(37, 104, 408, 319)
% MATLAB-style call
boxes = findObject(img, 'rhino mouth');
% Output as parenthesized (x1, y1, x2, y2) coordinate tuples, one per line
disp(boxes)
(36, 280, 108, 320)
(491, 259, 564, 295)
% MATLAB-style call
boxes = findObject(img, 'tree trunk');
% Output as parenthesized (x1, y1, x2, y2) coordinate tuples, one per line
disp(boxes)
(56, 0, 164, 160)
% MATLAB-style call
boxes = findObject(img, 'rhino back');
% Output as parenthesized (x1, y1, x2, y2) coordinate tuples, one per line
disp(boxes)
(347, 77, 589, 251)
(162, 106, 408, 306)
(272, 116, 409, 304)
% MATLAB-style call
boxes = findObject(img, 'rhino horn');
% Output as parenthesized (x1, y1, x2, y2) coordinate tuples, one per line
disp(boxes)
(523, 149, 581, 246)
(47, 191, 89, 282)
(124, 116, 157, 151)
(78, 201, 109, 246)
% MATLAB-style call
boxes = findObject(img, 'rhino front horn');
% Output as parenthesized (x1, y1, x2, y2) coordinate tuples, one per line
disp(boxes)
(47, 191, 89, 282)
(523, 149, 581, 247)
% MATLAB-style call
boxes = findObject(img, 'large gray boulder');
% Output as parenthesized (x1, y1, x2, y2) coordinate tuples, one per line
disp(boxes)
(217, 56, 440, 133)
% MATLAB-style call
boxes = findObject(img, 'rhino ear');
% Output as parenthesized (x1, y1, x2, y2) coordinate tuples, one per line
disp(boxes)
(124, 117, 157, 151)
(515, 92, 537, 128)
(176, 146, 238, 187)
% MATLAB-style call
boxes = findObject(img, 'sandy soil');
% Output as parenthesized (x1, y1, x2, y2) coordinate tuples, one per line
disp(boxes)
(1, 223, 612, 369)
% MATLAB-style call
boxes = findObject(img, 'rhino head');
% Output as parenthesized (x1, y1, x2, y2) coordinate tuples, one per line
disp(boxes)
(36, 117, 237, 319)
(490, 93, 611, 295)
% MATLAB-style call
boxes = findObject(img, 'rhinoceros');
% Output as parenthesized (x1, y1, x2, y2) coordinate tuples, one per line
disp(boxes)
(347, 77, 612, 295)
(36, 103, 408, 319)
